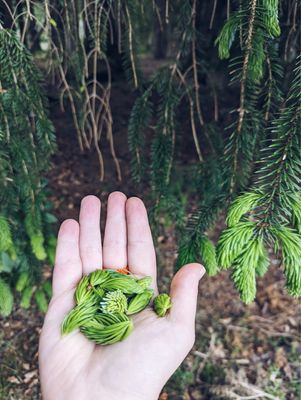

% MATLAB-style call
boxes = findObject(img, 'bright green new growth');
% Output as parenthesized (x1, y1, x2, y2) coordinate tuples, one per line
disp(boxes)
(272, 227, 301, 297)
(127, 289, 154, 315)
(215, 14, 241, 59)
(137, 276, 152, 290)
(62, 300, 99, 335)
(101, 273, 144, 294)
(255, 244, 270, 277)
(75, 276, 91, 305)
(217, 222, 256, 269)
(89, 270, 111, 287)
(20, 286, 34, 309)
(62, 269, 170, 345)
(80, 314, 134, 345)
(198, 237, 218, 277)
(231, 237, 265, 304)
(35, 289, 49, 313)
(0, 277, 14, 317)
(30, 233, 47, 261)
(226, 192, 264, 227)
(100, 290, 128, 314)
(153, 294, 172, 317)
(16, 271, 30, 293)
(0, 216, 13, 252)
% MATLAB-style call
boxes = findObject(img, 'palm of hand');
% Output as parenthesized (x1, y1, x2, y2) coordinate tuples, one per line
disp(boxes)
(39, 193, 204, 400)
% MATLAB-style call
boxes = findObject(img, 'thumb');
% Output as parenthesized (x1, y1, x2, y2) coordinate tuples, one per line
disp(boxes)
(169, 263, 205, 329)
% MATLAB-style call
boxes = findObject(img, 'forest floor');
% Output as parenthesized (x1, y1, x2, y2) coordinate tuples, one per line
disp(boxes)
(0, 80, 300, 400)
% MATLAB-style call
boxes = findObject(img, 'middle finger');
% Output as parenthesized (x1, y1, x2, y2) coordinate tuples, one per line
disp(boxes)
(103, 191, 127, 269)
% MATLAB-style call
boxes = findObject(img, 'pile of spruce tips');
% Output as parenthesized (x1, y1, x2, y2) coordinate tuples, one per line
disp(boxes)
(61, 269, 172, 345)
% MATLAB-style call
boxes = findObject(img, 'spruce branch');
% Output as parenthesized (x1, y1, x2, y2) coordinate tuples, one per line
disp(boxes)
(231, 0, 258, 191)
(217, 56, 301, 301)
(216, 0, 281, 194)
(128, 86, 153, 183)
(0, 28, 55, 313)
(231, 235, 265, 304)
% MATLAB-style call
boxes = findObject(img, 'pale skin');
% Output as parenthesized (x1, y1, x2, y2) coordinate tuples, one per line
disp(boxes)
(39, 192, 205, 400)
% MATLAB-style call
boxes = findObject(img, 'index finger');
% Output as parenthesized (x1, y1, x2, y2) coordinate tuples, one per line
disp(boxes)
(52, 219, 82, 298)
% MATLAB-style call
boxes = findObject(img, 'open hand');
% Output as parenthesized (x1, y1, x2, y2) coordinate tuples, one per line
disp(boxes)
(39, 192, 205, 400)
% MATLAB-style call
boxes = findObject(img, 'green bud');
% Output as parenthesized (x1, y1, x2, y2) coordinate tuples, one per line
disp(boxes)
(35, 289, 48, 313)
(62, 270, 152, 344)
(153, 293, 172, 317)
(16, 271, 30, 292)
(81, 313, 133, 345)
(75, 276, 104, 305)
(61, 298, 98, 335)
(0, 216, 13, 252)
(0, 278, 13, 317)
(31, 232, 47, 261)
(92, 286, 105, 298)
(102, 272, 144, 294)
(89, 270, 111, 286)
(20, 286, 34, 309)
(75, 276, 91, 305)
(81, 315, 105, 330)
(127, 289, 153, 315)
(136, 276, 152, 290)
(100, 290, 128, 314)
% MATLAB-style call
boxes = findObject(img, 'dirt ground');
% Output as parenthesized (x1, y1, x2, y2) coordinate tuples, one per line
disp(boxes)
(0, 82, 300, 400)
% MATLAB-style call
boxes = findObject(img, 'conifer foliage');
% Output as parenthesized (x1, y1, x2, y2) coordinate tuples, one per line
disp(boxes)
(0, 28, 56, 315)
(0, 0, 300, 309)
(217, 58, 301, 302)
(127, 0, 301, 302)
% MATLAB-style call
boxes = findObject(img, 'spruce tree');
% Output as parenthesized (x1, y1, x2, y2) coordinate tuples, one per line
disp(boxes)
(0, 1, 300, 307)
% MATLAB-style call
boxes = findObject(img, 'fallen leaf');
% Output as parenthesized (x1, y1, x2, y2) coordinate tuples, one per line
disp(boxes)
(24, 370, 37, 384)
(8, 376, 19, 384)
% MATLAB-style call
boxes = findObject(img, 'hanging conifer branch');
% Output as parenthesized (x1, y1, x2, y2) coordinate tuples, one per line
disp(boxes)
(5, 0, 124, 180)
(124, 2, 138, 89)
(217, 57, 301, 301)
(128, 85, 154, 184)
(216, 0, 281, 193)
(0, 27, 56, 314)
(237, 0, 257, 135)
(262, 45, 283, 122)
